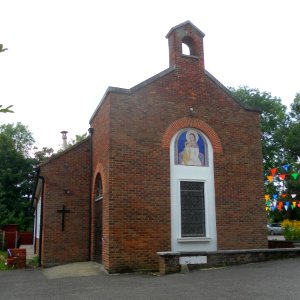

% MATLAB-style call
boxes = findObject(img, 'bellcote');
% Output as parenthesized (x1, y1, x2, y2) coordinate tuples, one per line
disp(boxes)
(166, 21, 205, 70)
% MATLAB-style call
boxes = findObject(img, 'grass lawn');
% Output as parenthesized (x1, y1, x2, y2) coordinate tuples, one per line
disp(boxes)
(0, 250, 8, 270)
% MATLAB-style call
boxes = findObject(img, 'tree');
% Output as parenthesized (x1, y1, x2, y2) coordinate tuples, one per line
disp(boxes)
(67, 133, 88, 146)
(229, 86, 288, 172)
(0, 44, 13, 114)
(285, 94, 300, 160)
(0, 123, 36, 230)
(33, 146, 54, 163)
(0, 105, 13, 113)
(57, 132, 88, 152)
(0, 122, 35, 156)
(0, 44, 8, 53)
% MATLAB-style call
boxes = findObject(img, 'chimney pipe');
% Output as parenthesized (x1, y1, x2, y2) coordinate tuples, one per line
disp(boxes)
(61, 131, 68, 150)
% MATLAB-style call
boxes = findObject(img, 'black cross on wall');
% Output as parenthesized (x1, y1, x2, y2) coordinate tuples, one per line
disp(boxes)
(57, 204, 70, 232)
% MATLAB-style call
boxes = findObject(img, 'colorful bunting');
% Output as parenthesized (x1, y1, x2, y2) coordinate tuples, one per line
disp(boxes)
(270, 168, 277, 176)
(279, 174, 286, 180)
(265, 159, 300, 213)
(283, 164, 290, 172)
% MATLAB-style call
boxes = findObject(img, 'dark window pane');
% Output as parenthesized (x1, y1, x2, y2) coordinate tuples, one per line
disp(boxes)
(180, 181, 205, 237)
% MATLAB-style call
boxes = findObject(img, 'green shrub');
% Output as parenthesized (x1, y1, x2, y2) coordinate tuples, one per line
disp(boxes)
(282, 220, 300, 241)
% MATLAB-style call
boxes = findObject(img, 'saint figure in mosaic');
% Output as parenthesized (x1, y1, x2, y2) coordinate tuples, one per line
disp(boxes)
(178, 129, 205, 166)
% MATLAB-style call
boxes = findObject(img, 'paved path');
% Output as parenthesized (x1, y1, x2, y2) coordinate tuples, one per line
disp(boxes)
(1, 258, 300, 299)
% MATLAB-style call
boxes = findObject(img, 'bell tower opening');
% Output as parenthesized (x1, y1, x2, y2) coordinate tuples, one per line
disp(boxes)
(182, 36, 197, 57)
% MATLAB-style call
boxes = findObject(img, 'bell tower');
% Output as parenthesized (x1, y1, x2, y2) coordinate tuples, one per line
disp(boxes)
(166, 21, 205, 71)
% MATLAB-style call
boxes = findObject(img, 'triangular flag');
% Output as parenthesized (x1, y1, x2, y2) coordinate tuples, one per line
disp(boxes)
(281, 194, 287, 198)
(279, 174, 286, 180)
(286, 202, 290, 208)
(283, 164, 290, 172)
(297, 156, 300, 164)
(293, 201, 296, 207)
(284, 205, 288, 211)
(270, 168, 277, 176)
(267, 176, 273, 183)
(298, 202, 300, 208)
(273, 194, 278, 200)
(291, 173, 299, 180)
(291, 194, 297, 198)
(265, 195, 270, 201)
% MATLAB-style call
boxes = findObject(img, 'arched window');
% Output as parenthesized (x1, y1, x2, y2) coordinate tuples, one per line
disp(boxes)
(95, 174, 103, 201)
(175, 128, 208, 166)
(170, 128, 217, 252)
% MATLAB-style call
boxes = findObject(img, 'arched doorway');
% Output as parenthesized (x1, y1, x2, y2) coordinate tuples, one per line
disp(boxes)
(94, 174, 103, 263)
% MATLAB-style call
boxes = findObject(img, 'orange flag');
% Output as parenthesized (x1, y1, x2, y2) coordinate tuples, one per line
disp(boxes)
(267, 176, 273, 183)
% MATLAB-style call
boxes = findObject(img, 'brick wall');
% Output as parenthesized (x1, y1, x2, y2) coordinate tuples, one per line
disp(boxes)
(90, 99, 111, 268)
(40, 139, 90, 266)
(29, 22, 267, 272)
(90, 21, 267, 272)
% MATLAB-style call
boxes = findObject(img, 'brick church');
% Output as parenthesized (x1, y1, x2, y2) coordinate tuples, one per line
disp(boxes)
(32, 21, 267, 272)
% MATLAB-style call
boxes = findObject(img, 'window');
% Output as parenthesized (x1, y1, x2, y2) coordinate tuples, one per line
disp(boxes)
(181, 36, 197, 57)
(175, 128, 207, 166)
(95, 175, 103, 200)
(180, 181, 205, 237)
(182, 43, 190, 55)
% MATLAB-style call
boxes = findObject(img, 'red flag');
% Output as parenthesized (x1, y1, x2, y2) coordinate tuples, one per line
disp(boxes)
(270, 168, 277, 176)
(279, 174, 286, 180)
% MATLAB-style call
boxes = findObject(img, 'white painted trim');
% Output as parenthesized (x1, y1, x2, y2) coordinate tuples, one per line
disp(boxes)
(170, 128, 217, 252)
(177, 237, 212, 243)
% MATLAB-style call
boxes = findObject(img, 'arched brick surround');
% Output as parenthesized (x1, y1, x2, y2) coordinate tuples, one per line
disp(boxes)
(162, 117, 223, 153)
(92, 163, 106, 195)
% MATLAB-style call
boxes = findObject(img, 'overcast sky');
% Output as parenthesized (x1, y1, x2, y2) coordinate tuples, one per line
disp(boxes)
(1, 0, 299, 151)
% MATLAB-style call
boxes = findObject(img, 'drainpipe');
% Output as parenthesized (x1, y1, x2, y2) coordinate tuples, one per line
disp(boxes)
(88, 127, 94, 261)
(38, 176, 45, 267)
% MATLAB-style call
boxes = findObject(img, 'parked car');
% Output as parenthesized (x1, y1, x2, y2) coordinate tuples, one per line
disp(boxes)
(267, 223, 283, 235)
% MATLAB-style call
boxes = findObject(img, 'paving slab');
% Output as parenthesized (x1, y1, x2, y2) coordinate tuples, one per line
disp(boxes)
(43, 261, 105, 279)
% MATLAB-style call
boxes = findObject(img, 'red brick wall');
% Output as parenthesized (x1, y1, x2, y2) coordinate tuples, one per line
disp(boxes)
(90, 99, 111, 268)
(40, 139, 90, 266)
(31, 22, 267, 272)
(90, 22, 266, 272)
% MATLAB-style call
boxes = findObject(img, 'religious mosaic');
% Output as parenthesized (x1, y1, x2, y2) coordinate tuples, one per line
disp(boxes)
(175, 129, 207, 166)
